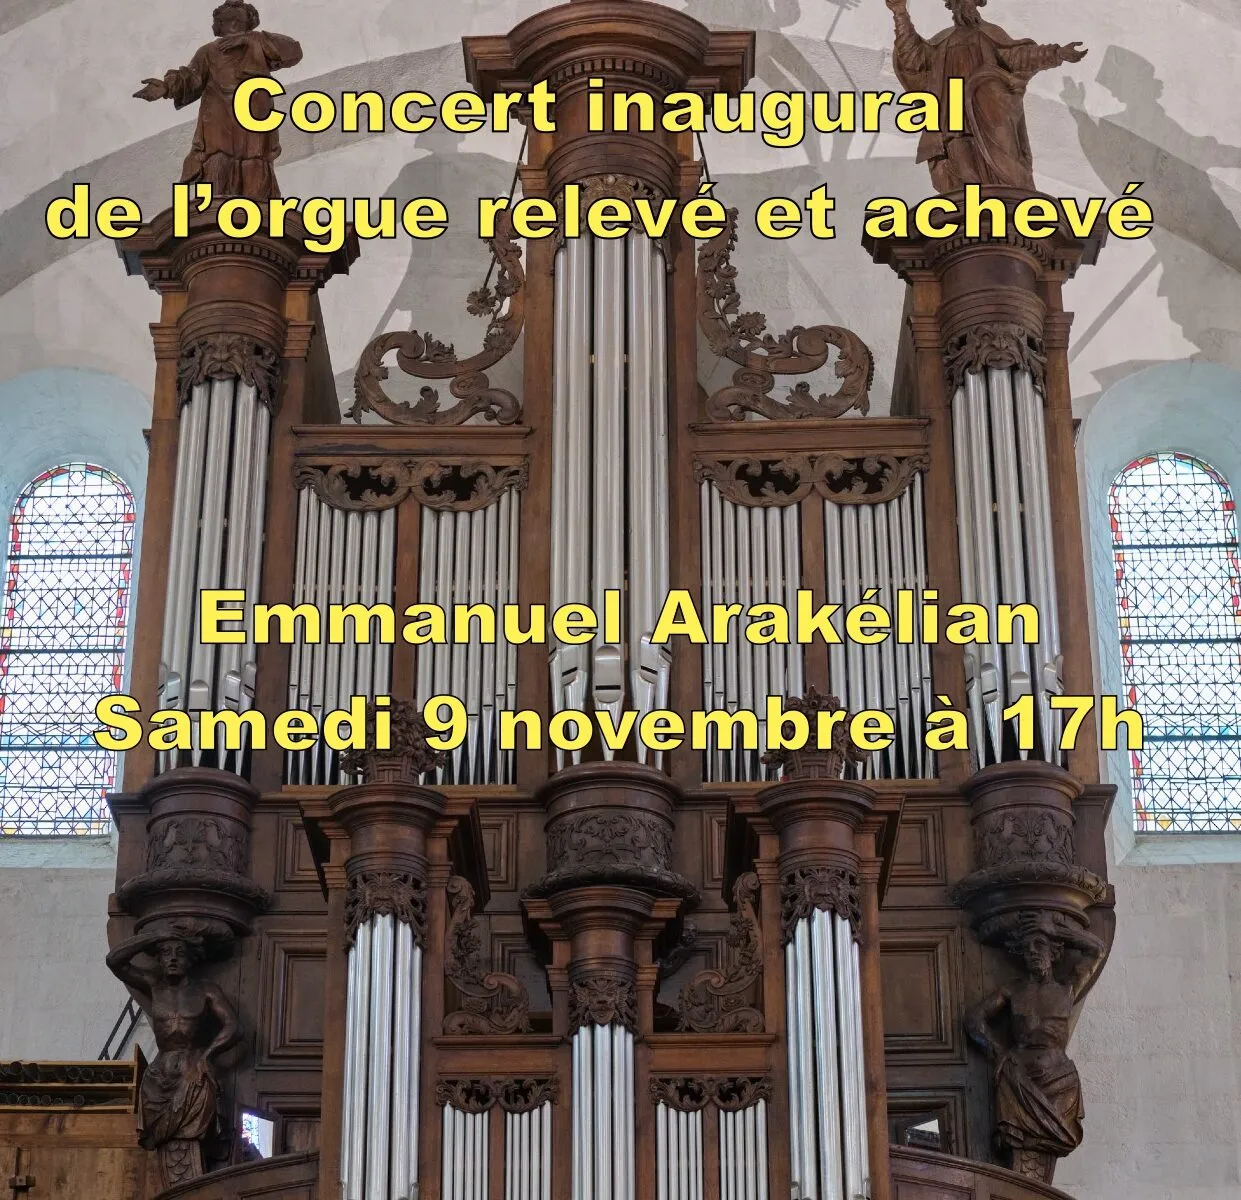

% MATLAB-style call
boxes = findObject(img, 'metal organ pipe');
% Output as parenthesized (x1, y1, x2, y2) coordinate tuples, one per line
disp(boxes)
(159, 378, 271, 774)
(699, 487, 805, 783)
(951, 367, 1065, 765)
(341, 915, 425, 1200)
(570, 1024, 634, 1200)
(783, 914, 869, 1200)
(287, 498, 396, 785)
(820, 485, 934, 780)
(548, 233, 672, 762)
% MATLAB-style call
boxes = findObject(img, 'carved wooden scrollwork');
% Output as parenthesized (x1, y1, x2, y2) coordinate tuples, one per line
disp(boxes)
(676, 872, 763, 1033)
(649, 1076, 773, 1112)
(694, 453, 929, 508)
(698, 208, 873, 421)
(435, 1077, 560, 1113)
(177, 333, 281, 413)
(348, 212, 524, 426)
(780, 864, 861, 944)
(295, 459, 529, 514)
(344, 871, 427, 949)
(943, 321, 1047, 393)
(443, 875, 532, 1035)
(568, 972, 638, 1034)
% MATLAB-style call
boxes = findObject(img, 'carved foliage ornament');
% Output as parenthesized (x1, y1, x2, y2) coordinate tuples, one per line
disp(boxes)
(699, 208, 873, 422)
(338, 699, 449, 782)
(695, 453, 928, 509)
(435, 1077, 560, 1114)
(649, 1076, 774, 1113)
(762, 687, 866, 780)
(568, 973, 638, 1034)
(349, 211, 524, 426)
(535, 809, 696, 899)
(294, 459, 529, 514)
(943, 322, 1047, 394)
(344, 871, 427, 949)
(677, 872, 763, 1034)
(781, 864, 861, 944)
(146, 815, 246, 875)
(443, 875, 532, 1036)
(177, 334, 282, 413)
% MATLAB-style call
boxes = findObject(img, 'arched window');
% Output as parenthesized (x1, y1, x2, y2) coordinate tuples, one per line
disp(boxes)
(1109, 453, 1241, 831)
(0, 464, 136, 834)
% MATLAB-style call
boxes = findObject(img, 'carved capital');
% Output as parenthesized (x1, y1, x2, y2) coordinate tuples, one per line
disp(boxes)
(344, 871, 427, 948)
(942, 322, 1047, 394)
(443, 876, 532, 1035)
(176, 333, 282, 413)
(676, 872, 763, 1033)
(761, 688, 865, 780)
(780, 865, 861, 944)
(568, 972, 638, 1034)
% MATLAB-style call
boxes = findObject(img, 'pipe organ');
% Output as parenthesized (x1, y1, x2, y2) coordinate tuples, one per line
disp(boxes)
(96, 4, 1119, 1200)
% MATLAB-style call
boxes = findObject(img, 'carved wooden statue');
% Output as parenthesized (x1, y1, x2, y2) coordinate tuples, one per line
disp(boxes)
(106, 919, 243, 1188)
(134, 0, 302, 201)
(886, 0, 1086, 192)
(964, 912, 1105, 1183)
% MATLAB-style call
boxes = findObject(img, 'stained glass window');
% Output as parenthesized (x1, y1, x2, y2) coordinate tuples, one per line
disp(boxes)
(0, 464, 136, 835)
(1109, 453, 1241, 832)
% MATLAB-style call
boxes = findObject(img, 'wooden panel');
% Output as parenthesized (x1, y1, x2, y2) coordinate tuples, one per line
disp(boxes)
(277, 814, 324, 893)
(886, 1089, 968, 1159)
(890, 806, 945, 887)
(479, 812, 518, 890)
(259, 930, 327, 1064)
(701, 808, 728, 888)
(881, 927, 964, 1063)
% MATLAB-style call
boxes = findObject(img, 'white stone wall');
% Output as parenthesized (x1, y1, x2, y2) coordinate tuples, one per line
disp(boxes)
(1, 1, 1240, 1194)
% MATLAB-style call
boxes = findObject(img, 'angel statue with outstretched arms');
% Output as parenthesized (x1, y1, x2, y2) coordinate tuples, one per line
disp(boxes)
(885, 0, 1087, 192)
(135, 0, 302, 201)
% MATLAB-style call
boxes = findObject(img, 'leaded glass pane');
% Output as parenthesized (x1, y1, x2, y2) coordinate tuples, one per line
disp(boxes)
(0, 464, 136, 834)
(1109, 453, 1241, 832)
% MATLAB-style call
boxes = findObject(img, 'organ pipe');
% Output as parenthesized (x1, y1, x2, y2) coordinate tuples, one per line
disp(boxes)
(550, 232, 671, 765)
(571, 1024, 634, 1200)
(952, 367, 1064, 765)
(159, 378, 270, 775)
(821, 477, 934, 780)
(411, 494, 522, 786)
(700, 485, 805, 783)
(341, 915, 424, 1200)
(287, 496, 395, 786)
(784, 913, 869, 1200)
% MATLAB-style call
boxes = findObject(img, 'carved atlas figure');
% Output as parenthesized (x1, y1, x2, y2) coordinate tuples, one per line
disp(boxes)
(886, 0, 1087, 192)
(105, 920, 243, 1187)
(965, 912, 1105, 1182)
(134, 0, 302, 201)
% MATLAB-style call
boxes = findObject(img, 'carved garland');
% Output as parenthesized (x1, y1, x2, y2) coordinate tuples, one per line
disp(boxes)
(942, 322, 1048, 393)
(649, 1076, 774, 1113)
(694, 453, 928, 508)
(435, 1077, 560, 1114)
(676, 872, 763, 1034)
(698, 208, 874, 422)
(349, 211, 525, 426)
(344, 871, 427, 949)
(176, 334, 282, 413)
(294, 459, 529, 514)
(568, 973, 638, 1034)
(780, 864, 861, 944)
(443, 876, 532, 1036)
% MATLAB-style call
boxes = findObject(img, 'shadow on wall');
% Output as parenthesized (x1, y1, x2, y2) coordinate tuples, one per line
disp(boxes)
(1063, 46, 1241, 369)
(332, 127, 518, 405)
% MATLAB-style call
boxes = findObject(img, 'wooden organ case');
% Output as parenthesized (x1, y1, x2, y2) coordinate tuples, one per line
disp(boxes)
(9, 3, 1115, 1200)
